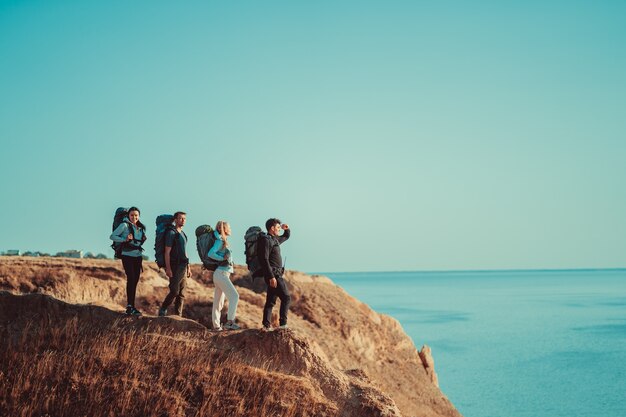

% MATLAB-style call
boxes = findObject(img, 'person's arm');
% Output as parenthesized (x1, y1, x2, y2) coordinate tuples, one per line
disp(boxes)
(110, 222, 132, 243)
(258, 236, 273, 279)
(207, 237, 225, 261)
(259, 237, 277, 288)
(164, 230, 174, 278)
(165, 247, 173, 276)
(276, 226, 290, 244)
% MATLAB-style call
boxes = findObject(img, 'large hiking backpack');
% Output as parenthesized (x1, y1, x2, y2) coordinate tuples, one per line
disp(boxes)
(154, 214, 175, 268)
(111, 207, 130, 259)
(244, 226, 266, 277)
(195, 225, 219, 271)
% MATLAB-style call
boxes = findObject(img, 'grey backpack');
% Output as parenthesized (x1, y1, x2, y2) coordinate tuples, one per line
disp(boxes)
(244, 226, 266, 277)
(196, 225, 219, 271)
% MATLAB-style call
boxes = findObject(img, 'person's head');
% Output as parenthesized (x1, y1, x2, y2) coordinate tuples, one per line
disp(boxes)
(173, 211, 186, 228)
(215, 220, 231, 248)
(128, 207, 140, 224)
(215, 220, 231, 237)
(266, 218, 282, 236)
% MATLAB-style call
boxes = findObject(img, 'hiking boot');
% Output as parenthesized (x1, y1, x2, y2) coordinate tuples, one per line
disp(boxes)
(158, 307, 167, 317)
(224, 321, 240, 330)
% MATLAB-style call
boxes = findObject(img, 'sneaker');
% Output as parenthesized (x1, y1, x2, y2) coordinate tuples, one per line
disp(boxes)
(125, 305, 142, 317)
(279, 324, 288, 329)
(158, 307, 167, 317)
(213, 327, 223, 332)
(261, 326, 273, 332)
(224, 321, 240, 330)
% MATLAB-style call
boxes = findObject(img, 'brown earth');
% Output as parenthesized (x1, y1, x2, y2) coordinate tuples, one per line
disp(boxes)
(0, 256, 462, 417)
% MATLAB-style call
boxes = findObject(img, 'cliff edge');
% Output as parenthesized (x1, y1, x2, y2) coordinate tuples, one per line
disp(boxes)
(0, 257, 461, 417)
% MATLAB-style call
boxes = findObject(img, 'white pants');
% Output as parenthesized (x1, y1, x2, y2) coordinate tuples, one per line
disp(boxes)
(212, 269, 239, 329)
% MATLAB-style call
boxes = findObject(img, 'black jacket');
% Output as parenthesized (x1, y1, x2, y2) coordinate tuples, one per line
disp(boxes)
(258, 229, 290, 279)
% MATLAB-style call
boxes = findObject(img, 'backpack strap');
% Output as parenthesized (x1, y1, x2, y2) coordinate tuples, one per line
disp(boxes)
(181, 230, 188, 256)
(168, 225, 181, 250)
(169, 227, 188, 262)
(124, 221, 146, 252)
(138, 222, 147, 244)
(266, 234, 278, 250)
(260, 234, 278, 261)
(136, 223, 146, 250)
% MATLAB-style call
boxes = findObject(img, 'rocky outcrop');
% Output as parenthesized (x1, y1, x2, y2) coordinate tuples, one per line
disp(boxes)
(0, 257, 461, 417)
(419, 345, 439, 387)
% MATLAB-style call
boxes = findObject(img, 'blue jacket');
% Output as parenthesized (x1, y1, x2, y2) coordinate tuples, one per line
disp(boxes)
(208, 230, 234, 273)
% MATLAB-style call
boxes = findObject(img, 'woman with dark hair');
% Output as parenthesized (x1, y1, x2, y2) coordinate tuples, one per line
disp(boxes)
(110, 207, 147, 316)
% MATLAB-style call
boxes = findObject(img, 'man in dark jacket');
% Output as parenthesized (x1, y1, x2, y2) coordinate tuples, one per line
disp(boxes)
(258, 218, 291, 329)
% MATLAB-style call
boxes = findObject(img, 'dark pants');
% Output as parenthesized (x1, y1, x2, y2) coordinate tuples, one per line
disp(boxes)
(121, 255, 142, 307)
(263, 276, 291, 327)
(161, 263, 187, 315)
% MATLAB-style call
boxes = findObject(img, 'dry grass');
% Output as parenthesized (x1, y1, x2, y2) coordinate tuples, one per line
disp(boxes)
(0, 318, 335, 417)
(0, 257, 461, 417)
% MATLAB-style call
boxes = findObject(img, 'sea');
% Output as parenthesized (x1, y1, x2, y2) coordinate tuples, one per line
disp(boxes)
(323, 269, 626, 417)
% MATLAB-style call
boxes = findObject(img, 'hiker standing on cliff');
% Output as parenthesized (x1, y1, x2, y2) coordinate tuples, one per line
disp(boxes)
(158, 212, 191, 317)
(208, 220, 240, 331)
(259, 218, 291, 330)
(110, 207, 147, 316)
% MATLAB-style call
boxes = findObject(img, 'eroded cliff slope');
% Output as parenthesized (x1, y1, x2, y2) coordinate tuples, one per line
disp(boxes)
(0, 257, 461, 417)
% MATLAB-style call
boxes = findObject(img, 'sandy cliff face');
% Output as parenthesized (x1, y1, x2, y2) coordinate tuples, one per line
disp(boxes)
(0, 257, 461, 417)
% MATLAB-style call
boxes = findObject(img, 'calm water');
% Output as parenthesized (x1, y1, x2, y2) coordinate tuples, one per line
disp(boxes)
(324, 270, 626, 417)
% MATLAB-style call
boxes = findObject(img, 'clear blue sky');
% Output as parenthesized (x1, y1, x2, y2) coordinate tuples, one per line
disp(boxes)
(1, 1, 625, 272)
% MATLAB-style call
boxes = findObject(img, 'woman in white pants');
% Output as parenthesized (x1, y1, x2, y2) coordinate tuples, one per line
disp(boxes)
(208, 220, 240, 330)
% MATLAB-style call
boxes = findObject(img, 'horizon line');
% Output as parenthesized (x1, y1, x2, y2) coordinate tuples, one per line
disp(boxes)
(311, 267, 626, 275)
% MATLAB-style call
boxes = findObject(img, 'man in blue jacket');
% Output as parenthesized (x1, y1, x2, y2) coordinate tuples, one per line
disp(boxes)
(258, 218, 291, 330)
